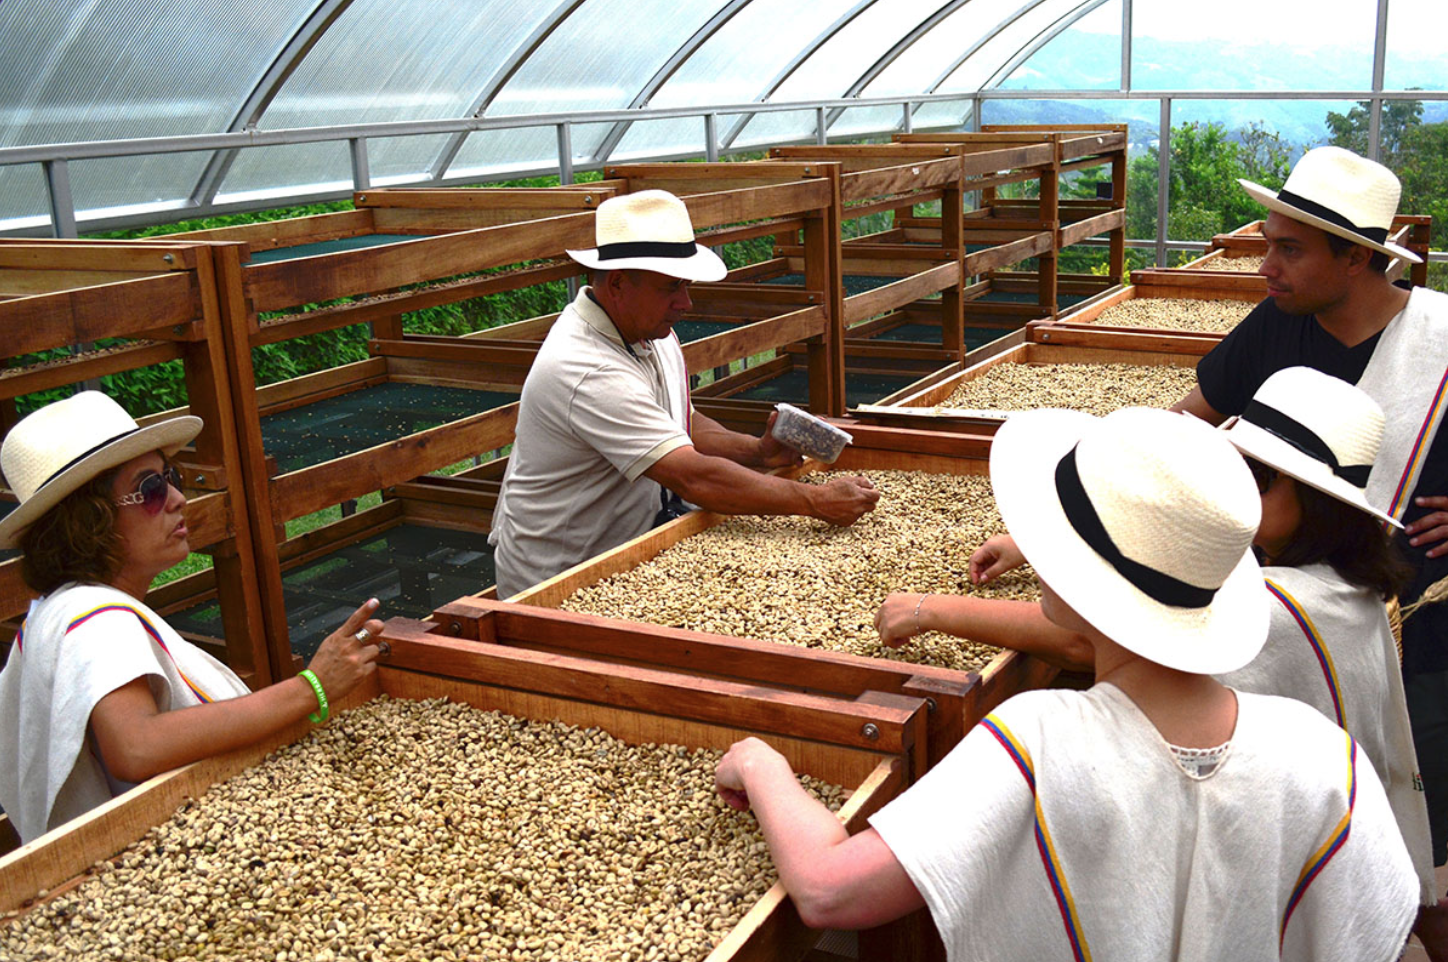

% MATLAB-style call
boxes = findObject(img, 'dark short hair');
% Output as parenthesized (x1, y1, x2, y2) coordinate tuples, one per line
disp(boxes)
(1271, 481, 1413, 600)
(1324, 231, 1391, 273)
(19, 468, 125, 596)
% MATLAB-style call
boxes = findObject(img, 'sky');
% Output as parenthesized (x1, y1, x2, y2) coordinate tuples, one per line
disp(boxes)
(1073, 0, 1447, 59)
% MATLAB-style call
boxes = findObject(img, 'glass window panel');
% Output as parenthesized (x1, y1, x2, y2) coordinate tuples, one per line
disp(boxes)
(1130, 0, 1376, 92)
(0, 164, 53, 233)
(485, 0, 722, 125)
(995, 0, 1121, 91)
(730, 109, 828, 153)
(922, 0, 1099, 95)
(0, 0, 312, 217)
(256, 0, 549, 131)
(647, 0, 862, 109)
(1383, 0, 1448, 91)
(862, 0, 1077, 97)
(769, 0, 948, 102)
(1167, 99, 1356, 241)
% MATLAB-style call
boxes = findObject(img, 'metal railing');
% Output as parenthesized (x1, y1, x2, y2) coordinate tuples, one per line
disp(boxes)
(3, 87, 1445, 266)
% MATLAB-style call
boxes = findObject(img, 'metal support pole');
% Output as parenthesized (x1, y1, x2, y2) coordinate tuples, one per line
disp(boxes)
(1120, 0, 1133, 91)
(1368, 0, 1390, 161)
(1156, 97, 1172, 268)
(43, 159, 77, 238)
(348, 137, 370, 191)
(901, 101, 913, 134)
(815, 106, 828, 145)
(971, 95, 982, 131)
(704, 113, 719, 163)
(556, 123, 574, 185)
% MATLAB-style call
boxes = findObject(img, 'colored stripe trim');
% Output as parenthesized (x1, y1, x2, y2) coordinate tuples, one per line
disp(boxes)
(1265, 579, 1345, 727)
(1389, 363, 1448, 519)
(66, 604, 212, 704)
(983, 715, 1093, 962)
(1280, 732, 1357, 947)
(13, 622, 23, 654)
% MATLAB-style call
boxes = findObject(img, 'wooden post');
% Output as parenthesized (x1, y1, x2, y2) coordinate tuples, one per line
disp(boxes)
(940, 177, 966, 360)
(1040, 154, 1062, 316)
(1109, 147, 1128, 284)
(804, 164, 846, 416)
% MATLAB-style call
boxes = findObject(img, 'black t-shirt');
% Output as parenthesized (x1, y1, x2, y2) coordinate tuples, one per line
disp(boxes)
(1197, 292, 1448, 675)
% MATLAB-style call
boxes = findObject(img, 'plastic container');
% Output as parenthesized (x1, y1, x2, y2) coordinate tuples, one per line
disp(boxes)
(771, 402, 853, 463)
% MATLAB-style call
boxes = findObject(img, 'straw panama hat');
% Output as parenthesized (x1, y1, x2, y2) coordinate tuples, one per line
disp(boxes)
(567, 190, 727, 282)
(0, 391, 200, 550)
(1222, 367, 1399, 528)
(1239, 145, 1422, 264)
(992, 407, 1268, 674)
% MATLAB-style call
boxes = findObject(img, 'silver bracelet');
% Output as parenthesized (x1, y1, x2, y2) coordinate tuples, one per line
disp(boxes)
(913, 594, 927, 636)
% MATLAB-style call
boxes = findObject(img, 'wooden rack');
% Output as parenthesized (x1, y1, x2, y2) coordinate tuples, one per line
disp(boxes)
(1173, 214, 1430, 289)
(0, 240, 270, 684)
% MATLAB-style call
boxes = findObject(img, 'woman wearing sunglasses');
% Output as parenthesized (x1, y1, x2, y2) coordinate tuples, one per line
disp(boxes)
(0, 391, 384, 844)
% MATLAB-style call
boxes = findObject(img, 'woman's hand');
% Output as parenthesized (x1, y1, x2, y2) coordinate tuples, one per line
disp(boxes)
(305, 598, 384, 701)
(969, 534, 1025, 585)
(873, 593, 926, 647)
(716, 736, 788, 811)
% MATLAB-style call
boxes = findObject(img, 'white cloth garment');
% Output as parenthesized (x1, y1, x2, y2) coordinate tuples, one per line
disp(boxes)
(871, 683, 1417, 962)
(491, 288, 693, 598)
(1218, 565, 1437, 905)
(1357, 286, 1448, 523)
(0, 583, 250, 843)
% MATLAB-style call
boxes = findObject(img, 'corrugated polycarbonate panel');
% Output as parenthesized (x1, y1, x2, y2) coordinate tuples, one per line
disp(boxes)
(0, 164, 51, 231)
(993, 0, 1120, 91)
(214, 135, 458, 205)
(610, 0, 860, 160)
(1384, 0, 1448, 91)
(1131, 0, 1375, 92)
(480, 0, 725, 162)
(220, 0, 558, 197)
(0, 0, 313, 221)
(736, 0, 944, 146)
(860, 0, 1036, 96)
(902, 0, 1097, 96)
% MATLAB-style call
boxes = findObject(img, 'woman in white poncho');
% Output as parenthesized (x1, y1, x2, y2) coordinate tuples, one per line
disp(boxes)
(0, 392, 385, 844)
(717, 406, 1418, 960)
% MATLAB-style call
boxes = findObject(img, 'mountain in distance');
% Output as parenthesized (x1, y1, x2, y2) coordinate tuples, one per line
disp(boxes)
(979, 30, 1446, 154)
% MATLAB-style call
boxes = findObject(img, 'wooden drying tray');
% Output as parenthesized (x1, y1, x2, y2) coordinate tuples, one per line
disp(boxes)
(1023, 276, 1263, 355)
(503, 429, 1056, 769)
(854, 338, 1199, 435)
(0, 633, 930, 962)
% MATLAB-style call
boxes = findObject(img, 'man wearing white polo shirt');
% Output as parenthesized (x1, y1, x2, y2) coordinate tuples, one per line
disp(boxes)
(490, 190, 879, 599)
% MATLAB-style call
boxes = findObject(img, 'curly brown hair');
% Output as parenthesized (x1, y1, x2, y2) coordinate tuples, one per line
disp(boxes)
(19, 468, 126, 596)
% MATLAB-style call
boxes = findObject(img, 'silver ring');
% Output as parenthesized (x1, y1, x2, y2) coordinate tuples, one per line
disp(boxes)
(354, 628, 372, 644)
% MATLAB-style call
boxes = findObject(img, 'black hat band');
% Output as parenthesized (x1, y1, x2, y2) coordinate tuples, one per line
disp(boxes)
(1241, 400, 1372, 488)
(33, 426, 142, 493)
(1275, 188, 1390, 246)
(595, 240, 698, 261)
(1055, 446, 1218, 609)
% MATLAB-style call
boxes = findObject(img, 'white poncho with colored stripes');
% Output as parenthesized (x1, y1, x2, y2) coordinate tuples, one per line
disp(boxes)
(870, 683, 1417, 962)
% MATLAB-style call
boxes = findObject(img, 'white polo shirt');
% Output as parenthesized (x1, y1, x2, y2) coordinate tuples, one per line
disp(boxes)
(491, 288, 693, 598)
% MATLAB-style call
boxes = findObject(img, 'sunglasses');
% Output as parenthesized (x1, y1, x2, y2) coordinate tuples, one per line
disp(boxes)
(1245, 457, 1279, 495)
(114, 465, 183, 515)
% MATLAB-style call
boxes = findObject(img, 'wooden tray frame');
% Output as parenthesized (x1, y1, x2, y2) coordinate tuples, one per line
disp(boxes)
(0, 240, 270, 684)
(1023, 276, 1263, 355)
(0, 635, 933, 962)
(498, 434, 1057, 769)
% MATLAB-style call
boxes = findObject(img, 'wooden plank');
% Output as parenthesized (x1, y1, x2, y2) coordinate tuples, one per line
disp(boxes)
(0, 341, 181, 402)
(356, 187, 617, 210)
(1058, 208, 1126, 248)
(962, 233, 1053, 276)
(844, 264, 959, 325)
(608, 161, 824, 181)
(0, 273, 200, 356)
(681, 306, 827, 373)
(368, 337, 541, 367)
(841, 158, 961, 201)
(169, 208, 376, 250)
(377, 620, 923, 755)
(0, 244, 197, 272)
(253, 359, 383, 412)
(0, 269, 162, 296)
(681, 180, 834, 230)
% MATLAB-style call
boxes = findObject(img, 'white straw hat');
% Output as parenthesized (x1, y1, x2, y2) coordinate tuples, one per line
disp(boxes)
(1222, 366, 1399, 528)
(567, 190, 727, 282)
(992, 407, 1268, 674)
(0, 391, 200, 549)
(1239, 145, 1421, 264)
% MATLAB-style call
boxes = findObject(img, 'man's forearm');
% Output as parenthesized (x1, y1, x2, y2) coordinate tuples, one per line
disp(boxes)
(691, 411, 766, 466)
(661, 452, 814, 516)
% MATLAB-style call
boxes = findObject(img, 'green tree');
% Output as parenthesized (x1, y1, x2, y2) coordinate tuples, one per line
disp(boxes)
(1325, 96, 1424, 162)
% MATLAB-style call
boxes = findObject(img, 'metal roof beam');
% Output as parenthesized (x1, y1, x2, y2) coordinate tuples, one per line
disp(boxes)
(719, 0, 881, 151)
(189, 0, 357, 207)
(428, 0, 588, 180)
(591, 0, 753, 165)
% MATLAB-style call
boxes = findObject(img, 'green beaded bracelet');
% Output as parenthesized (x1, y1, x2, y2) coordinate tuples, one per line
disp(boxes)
(298, 669, 329, 724)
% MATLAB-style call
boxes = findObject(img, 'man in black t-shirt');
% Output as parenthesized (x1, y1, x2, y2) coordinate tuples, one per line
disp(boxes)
(1172, 149, 1448, 918)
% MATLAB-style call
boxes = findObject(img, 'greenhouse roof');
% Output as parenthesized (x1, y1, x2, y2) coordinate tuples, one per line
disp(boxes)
(1, 0, 1445, 234)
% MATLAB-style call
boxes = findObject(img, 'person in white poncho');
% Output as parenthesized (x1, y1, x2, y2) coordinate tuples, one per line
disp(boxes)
(717, 406, 1418, 961)
(0, 392, 385, 844)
